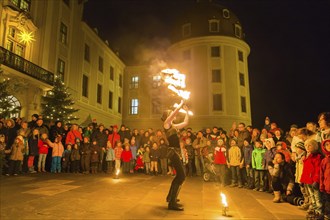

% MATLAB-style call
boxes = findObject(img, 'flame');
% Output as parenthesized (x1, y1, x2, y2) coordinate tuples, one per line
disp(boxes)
(116, 169, 120, 175)
(161, 68, 190, 100)
(220, 193, 228, 207)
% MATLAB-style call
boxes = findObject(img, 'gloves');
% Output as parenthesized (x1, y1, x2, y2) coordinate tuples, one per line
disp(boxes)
(312, 182, 319, 189)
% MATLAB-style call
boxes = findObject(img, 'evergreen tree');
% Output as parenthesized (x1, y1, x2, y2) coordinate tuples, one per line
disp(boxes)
(41, 77, 79, 123)
(0, 75, 21, 118)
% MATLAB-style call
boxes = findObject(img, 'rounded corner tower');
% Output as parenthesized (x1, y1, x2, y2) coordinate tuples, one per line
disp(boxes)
(167, 0, 252, 131)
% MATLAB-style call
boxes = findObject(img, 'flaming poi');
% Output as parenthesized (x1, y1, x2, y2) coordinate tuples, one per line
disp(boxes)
(160, 68, 191, 100)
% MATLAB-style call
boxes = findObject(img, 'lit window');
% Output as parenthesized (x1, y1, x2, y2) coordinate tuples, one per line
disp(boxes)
(84, 44, 90, 62)
(3, 95, 21, 118)
(211, 46, 220, 57)
(212, 69, 221, 83)
(82, 75, 88, 97)
(60, 22, 68, 44)
(57, 59, 65, 81)
(97, 84, 102, 104)
(130, 76, 139, 89)
(130, 99, 139, 115)
(110, 66, 114, 80)
(238, 50, 243, 62)
(182, 23, 191, 37)
(7, 26, 25, 57)
(223, 9, 230, 18)
(108, 91, 113, 109)
(6, 41, 14, 52)
(241, 96, 247, 113)
(209, 19, 219, 32)
(118, 97, 122, 114)
(235, 24, 242, 38)
(183, 49, 191, 60)
(152, 75, 161, 88)
(10, 0, 31, 11)
(239, 73, 245, 86)
(98, 56, 103, 72)
(213, 94, 223, 111)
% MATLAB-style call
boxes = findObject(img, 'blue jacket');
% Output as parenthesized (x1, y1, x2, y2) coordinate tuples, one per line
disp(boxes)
(243, 144, 253, 166)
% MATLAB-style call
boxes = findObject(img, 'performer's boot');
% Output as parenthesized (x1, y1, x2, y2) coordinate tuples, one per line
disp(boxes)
(168, 184, 184, 211)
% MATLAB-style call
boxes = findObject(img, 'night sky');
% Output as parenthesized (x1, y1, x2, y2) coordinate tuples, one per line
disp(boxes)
(83, 0, 330, 132)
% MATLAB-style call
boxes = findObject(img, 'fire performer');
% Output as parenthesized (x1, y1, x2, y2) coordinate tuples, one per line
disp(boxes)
(162, 100, 189, 211)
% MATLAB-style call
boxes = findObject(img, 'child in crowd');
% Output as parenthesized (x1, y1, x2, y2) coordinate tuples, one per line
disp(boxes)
(214, 139, 227, 187)
(105, 141, 114, 174)
(70, 143, 81, 173)
(38, 133, 49, 172)
(6, 136, 24, 176)
(268, 152, 295, 203)
(252, 139, 266, 191)
(90, 140, 100, 174)
(47, 135, 64, 173)
(294, 142, 310, 210)
(159, 138, 168, 175)
(143, 145, 151, 175)
(320, 139, 330, 220)
(129, 138, 138, 173)
(243, 138, 254, 189)
(114, 141, 123, 173)
(121, 143, 133, 174)
(301, 139, 323, 219)
(185, 138, 194, 177)
(80, 137, 91, 174)
(276, 141, 291, 163)
(28, 129, 39, 173)
(62, 144, 72, 173)
(264, 138, 276, 193)
(227, 138, 243, 188)
(135, 153, 144, 172)
(150, 142, 161, 175)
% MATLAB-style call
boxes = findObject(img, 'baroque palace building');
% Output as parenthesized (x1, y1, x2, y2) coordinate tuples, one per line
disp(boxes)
(0, 0, 251, 131)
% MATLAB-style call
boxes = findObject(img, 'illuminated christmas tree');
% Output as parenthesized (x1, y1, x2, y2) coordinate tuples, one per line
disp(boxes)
(41, 76, 79, 123)
(0, 73, 21, 118)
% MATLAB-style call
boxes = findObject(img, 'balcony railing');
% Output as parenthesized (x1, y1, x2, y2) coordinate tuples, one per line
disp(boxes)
(0, 46, 54, 86)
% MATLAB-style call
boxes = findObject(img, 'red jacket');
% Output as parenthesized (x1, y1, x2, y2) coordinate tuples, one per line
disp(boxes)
(121, 150, 133, 162)
(65, 130, 82, 145)
(320, 140, 330, 194)
(213, 146, 227, 165)
(300, 152, 322, 185)
(108, 132, 121, 149)
(38, 139, 49, 154)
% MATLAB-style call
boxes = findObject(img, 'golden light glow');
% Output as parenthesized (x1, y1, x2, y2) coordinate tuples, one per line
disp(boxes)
(220, 193, 228, 207)
(173, 103, 194, 116)
(18, 30, 35, 44)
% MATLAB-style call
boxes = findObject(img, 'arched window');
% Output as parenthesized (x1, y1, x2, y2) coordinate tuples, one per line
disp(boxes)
(8, 95, 21, 118)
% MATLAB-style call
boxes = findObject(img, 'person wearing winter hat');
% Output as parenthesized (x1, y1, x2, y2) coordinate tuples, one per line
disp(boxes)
(6, 135, 24, 176)
(294, 141, 310, 210)
(320, 139, 330, 220)
(301, 139, 323, 219)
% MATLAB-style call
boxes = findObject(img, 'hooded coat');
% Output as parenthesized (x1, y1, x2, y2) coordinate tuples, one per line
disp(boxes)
(320, 139, 330, 194)
(300, 151, 322, 185)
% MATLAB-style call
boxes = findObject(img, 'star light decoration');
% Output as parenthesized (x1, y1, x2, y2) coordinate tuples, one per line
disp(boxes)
(18, 30, 35, 44)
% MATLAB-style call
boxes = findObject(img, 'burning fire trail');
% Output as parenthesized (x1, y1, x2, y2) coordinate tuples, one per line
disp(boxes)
(220, 193, 228, 207)
(160, 68, 191, 100)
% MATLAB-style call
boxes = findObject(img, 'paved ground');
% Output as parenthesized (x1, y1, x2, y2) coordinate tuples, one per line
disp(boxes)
(0, 172, 306, 219)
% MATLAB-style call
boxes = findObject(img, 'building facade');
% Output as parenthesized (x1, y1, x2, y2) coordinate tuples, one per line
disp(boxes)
(1, 0, 251, 131)
(0, 0, 124, 126)
(123, 2, 252, 131)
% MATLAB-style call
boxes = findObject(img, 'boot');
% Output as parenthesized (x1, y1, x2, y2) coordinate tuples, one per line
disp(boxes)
(168, 184, 184, 211)
(38, 167, 41, 172)
(273, 191, 281, 203)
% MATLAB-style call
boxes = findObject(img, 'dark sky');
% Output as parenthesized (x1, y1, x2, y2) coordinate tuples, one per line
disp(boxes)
(83, 0, 330, 131)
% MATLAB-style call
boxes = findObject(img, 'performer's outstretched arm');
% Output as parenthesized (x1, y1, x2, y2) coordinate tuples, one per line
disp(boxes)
(171, 104, 189, 130)
(164, 100, 184, 129)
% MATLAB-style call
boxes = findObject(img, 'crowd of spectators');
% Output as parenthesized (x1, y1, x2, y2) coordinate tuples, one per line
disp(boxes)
(0, 112, 329, 220)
